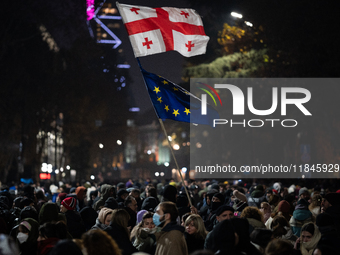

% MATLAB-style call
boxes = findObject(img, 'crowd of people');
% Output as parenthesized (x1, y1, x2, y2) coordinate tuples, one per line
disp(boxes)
(0, 178, 340, 255)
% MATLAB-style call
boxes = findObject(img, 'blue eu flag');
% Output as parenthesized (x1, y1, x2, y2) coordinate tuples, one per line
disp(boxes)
(140, 66, 219, 126)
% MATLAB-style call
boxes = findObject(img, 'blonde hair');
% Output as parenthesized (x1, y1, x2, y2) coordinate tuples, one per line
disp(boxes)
(184, 214, 207, 239)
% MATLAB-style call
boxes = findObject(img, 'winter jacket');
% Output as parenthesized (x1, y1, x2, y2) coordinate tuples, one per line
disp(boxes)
(184, 232, 205, 254)
(105, 223, 138, 255)
(289, 210, 313, 237)
(154, 222, 188, 255)
(64, 210, 86, 238)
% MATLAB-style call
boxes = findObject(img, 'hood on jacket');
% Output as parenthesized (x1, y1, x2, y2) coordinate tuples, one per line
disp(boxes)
(100, 185, 114, 201)
(293, 209, 312, 221)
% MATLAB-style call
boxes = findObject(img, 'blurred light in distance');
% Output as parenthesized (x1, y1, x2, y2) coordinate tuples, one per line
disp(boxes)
(231, 12, 243, 18)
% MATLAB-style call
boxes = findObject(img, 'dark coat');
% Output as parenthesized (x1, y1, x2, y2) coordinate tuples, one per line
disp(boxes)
(64, 210, 86, 238)
(105, 223, 138, 255)
(184, 232, 205, 254)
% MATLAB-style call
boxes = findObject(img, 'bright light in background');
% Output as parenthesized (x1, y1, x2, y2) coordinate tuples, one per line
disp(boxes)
(55, 170, 59, 174)
(164, 162, 169, 167)
(60, 168, 64, 172)
(99, 143, 104, 149)
(91, 175, 95, 180)
(117, 140, 122, 145)
(173, 144, 180, 150)
(181, 167, 187, 173)
(196, 142, 202, 148)
(231, 12, 243, 19)
(245, 21, 253, 27)
(147, 150, 152, 155)
(48, 168, 53, 174)
(160, 172, 165, 176)
(155, 172, 159, 177)
(129, 107, 140, 112)
(168, 136, 172, 141)
(66, 165, 70, 170)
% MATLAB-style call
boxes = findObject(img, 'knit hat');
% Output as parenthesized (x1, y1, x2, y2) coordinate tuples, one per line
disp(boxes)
(295, 198, 309, 210)
(104, 197, 119, 210)
(278, 200, 291, 213)
(299, 187, 309, 197)
(215, 205, 235, 216)
(117, 182, 125, 189)
(75, 186, 86, 200)
(163, 185, 177, 203)
(61, 197, 76, 211)
(117, 189, 129, 198)
(58, 193, 67, 202)
(137, 210, 148, 224)
(213, 193, 225, 204)
(141, 197, 158, 212)
(325, 192, 340, 206)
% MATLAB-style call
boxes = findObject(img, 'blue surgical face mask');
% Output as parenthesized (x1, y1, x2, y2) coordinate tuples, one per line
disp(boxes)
(153, 213, 165, 227)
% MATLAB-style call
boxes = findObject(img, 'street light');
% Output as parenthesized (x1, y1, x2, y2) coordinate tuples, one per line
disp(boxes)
(231, 12, 243, 19)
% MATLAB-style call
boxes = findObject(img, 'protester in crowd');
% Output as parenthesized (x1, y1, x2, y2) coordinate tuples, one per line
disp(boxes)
(290, 199, 314, 237)
(308, 194, 322, 218)
(184, 214, 206, 254)
(260, 202, 272, 223)
(162, 185, 178, 203)
(294, 223, 321, 255)
(75, 186, 87, 210)
(37, 222, 68, 255)
(215, 205, 235, 223)
(92, 207, 112, 230)
(141, 197, 158, 212)
(250, 228, 273, 254)
(247, 185, 266, 208)
(129, 188, 142, 210)
(124, 195, 138, 229)
(82, 229, 122, 255)
(266, 200, 291, 229)
(271, 215, 298, 245)
(93, 184, 115, 211)
(154, 201, 188, 255)
(103, 197, 119, 210)
(299, 188, 310, 201)
(105, 208, 138, 255)
(60, 197, 86, 238)
(16, 218, 39, 255)
(116, 189, 129, 205)
(38, 202, 59, 225)
(240, 206, 266, 233)
(130, 211, 157, 253)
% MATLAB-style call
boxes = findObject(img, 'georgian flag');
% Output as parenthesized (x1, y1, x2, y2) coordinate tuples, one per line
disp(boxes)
(116, 2, 210, 58)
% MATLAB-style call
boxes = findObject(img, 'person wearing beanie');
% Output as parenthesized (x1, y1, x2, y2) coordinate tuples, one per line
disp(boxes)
(176, 195, 191, 219)
(141, 197, 158, 212)
(215, 205, 235, 223)
(92, 207, 113, 230)
(299, 187, 310, 200)
(61, 197, 86, 238)
(116, 189, 129, 204)
(103, 197, 119, 210)
(75, 186, 87, 210)
(321, 192, 340, 233)
(93, 184, 115, 211)
(289, 199, 313, 237)
(248, 185, 266, 208)
(204, 193, 226, 231)
(56, 193, 67, 207)
(162, 185, 178, 203)
(79, 205, 98, 231)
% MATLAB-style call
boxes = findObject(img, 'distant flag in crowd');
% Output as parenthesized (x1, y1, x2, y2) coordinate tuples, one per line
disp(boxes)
(116, 2, 210, 57)
(138, 61, 219, 126)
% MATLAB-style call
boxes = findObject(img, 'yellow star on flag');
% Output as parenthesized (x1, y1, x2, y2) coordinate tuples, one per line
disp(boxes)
(157, 97, 162, 103)
(173, 87, 179, 91)
(153, 87, 160, 94)
(162, 80, 168, 85)
(164, 105, 169, 112)
(184, 108, 190, 115)
(173, 109, 180, 117)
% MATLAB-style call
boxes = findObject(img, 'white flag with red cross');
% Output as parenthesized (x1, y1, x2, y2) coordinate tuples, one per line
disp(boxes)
(116, 2, 210, 58)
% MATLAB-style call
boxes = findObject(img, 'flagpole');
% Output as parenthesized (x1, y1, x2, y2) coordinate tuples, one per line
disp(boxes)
(136, 58, 193, 207)
(158, 118, 193, 208)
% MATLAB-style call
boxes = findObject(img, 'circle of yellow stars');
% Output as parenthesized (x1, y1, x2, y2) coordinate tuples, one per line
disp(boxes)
(152, 79, 191, 118)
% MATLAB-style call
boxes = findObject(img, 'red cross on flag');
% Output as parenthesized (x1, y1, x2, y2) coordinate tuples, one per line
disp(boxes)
(116, 2, 210, 58)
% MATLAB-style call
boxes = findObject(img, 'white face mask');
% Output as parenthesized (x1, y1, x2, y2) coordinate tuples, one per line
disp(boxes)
(17, 232, 28, 244)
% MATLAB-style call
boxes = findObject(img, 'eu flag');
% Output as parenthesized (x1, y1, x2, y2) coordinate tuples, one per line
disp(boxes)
(140, 66, 219, 126)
